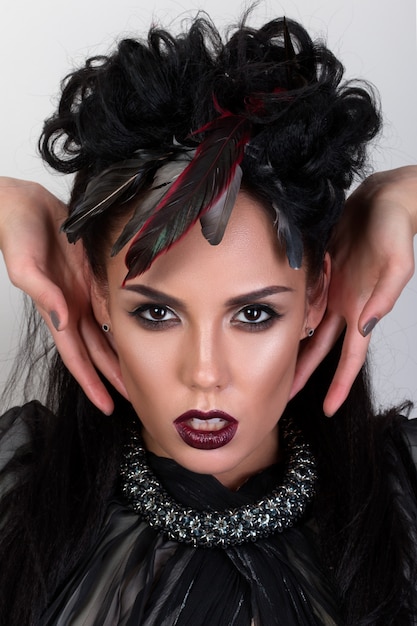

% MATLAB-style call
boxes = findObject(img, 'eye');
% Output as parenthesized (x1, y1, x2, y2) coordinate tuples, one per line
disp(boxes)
(140, 306, 176, 321)
(232, 305, 281, 330)
(129, 304, 179, 329)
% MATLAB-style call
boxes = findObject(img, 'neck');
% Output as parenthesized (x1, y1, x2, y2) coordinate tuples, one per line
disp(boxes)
(212, 429, 281, 490)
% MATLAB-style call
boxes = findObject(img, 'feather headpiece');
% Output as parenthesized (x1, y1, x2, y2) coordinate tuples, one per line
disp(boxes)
(62, 19, 307, 279)
(62, 108, 251, 281)
(124, 111, 250, 279)
(62, 148, 190, 242)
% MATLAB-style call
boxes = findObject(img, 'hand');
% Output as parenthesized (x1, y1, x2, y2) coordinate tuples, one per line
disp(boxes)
(0, 177, 127, 414)
(292, 166, 417, 416)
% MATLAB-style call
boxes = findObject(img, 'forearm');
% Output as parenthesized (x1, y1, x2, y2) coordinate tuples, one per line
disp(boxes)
(356, 166, 417, 235)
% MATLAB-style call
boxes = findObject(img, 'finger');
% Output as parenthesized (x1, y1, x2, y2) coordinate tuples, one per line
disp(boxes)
(7, 262, 70, 331)
(358, 258, 414, 336)
(79, 315, 129, 401)
(291, 311, 345, 399)
(323, 324, 371, 416)
(52, 326, 116, 415)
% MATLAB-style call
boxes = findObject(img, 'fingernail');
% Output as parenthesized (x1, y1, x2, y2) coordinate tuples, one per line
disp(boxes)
(50, 310, 61, 331)
(362, 316, 378, 337)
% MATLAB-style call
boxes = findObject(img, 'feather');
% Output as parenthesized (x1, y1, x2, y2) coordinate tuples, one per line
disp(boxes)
(283, 17, 296, 63)
(62, 149, 181, 242)
(244, 145, 304, 269)
(111, 153, 194, 255)
(124, 113, 251, 279)
(200, 165, 242, 245)
(272, 202, 303, 269)
(283, 18, 307, 91)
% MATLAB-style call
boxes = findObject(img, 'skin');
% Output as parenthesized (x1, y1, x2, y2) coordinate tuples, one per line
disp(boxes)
(294, 168, 417, 415)
(0, 168, 415, 415)
(93, 193, 328, 489)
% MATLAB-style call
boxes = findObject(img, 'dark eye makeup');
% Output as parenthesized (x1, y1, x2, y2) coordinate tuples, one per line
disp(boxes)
(129, 302, 283, 331)
(231, 305, 283, 331)
(129, 304, 179, 329)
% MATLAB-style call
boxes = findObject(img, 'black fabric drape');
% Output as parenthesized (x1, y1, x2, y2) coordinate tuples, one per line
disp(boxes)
(43, 452, 340, 625)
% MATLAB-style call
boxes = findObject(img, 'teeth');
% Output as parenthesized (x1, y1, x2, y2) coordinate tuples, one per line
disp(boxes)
(193, 417, 224, 425)
(189, 418, 227, 431)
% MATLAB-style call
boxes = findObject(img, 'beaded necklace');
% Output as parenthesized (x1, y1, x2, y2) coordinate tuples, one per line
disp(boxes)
(120, 420, 316, 548)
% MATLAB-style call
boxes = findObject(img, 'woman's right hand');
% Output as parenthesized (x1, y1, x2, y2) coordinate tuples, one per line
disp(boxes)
(0, 177, 126, 414)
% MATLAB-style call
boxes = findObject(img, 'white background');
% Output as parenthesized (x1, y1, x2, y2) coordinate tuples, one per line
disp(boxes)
(0, 0, 416, 411)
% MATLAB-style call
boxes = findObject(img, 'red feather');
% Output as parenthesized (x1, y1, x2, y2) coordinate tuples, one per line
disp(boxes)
(124, 112, 251, 279)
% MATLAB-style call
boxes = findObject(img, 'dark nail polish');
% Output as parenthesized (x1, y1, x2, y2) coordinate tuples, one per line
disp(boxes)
(50, 310, 60, 331)
(362, 316, 378, 337)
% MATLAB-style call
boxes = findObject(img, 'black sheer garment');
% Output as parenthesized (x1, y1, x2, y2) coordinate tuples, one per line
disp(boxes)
(1, 403, 417, 625)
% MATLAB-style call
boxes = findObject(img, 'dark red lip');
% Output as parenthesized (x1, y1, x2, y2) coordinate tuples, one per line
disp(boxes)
(174, 410, 238, 450)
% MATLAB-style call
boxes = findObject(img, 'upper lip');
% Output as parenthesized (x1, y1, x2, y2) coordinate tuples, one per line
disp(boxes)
(174, 410, 237, 424)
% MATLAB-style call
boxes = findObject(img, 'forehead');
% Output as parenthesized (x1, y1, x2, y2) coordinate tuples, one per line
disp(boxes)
(106, 192, 306, 294)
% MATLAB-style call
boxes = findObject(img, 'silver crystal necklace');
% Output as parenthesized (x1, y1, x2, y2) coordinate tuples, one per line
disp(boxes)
(120, 419, 316, 548)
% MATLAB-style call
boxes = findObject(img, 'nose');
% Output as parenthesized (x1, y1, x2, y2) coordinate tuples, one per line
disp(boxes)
(180, 325, 229, 391)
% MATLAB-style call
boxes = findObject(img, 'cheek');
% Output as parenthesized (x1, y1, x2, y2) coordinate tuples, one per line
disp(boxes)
(113, 330, 178, 408)
(229, 322, 304, 401)
(247, 338, 299, 398)
(116, 338, 157, 386)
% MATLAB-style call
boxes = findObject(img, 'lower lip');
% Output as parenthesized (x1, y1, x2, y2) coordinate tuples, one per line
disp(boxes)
(174, 418, 238, 450)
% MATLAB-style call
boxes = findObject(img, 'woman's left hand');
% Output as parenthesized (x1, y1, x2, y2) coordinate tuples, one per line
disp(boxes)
(291, 166, 417, 416)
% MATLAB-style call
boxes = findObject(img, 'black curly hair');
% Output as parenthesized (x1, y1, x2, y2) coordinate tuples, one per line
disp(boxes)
(40, 15, 380, 279)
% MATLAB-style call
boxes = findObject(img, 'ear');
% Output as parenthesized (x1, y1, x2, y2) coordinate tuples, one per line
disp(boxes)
(89, 276, 131, 401)
(90, 277, 111, 331)
(302, 253, 331, 338)
(83, 261, 113, 335)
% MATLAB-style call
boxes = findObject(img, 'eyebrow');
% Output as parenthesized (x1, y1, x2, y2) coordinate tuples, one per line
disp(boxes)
(123, 285, 185, 309)
(225, 286, 294, 307)
(123, 284, 294, 309)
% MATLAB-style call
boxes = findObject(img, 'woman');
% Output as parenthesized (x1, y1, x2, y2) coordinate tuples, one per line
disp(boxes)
(0, 14, 417, 625)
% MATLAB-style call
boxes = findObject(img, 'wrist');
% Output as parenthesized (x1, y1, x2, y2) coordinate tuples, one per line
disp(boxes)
(370, 166, 417, 235)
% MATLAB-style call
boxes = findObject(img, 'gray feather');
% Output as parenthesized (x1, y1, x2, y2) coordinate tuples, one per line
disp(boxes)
(111, 153, 194, 255)
(272, 202, 303, 269)
(200, 165, 242, 245)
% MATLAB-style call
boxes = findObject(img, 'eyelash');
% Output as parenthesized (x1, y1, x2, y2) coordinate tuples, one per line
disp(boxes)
(129, 303, 282, 331)
(129, 304, 179, 330)
(231, 305, 282, 331)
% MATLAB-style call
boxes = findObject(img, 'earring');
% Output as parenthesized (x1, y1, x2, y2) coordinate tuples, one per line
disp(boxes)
(102, 323, 110, 333)
(306, 327, 315, 338)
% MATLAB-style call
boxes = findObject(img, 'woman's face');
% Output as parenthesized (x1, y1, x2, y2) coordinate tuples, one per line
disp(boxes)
(96, 193, 327, 488)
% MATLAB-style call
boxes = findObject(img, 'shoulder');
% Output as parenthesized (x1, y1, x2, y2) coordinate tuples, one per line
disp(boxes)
(381, 414, 417, 506)
(0, 401, 52, 473)
(398, 415, 417, 470)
